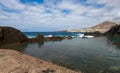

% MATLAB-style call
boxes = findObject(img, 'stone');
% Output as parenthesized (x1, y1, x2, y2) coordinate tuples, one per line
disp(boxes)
(28, 33, 44, 42)
(0, 26, 28, 46)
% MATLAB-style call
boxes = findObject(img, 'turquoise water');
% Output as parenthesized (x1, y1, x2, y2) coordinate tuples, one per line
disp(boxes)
(20, 36, 120, 73)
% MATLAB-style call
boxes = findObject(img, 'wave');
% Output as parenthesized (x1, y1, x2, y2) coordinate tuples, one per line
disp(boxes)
(77, 33, 84, 37)
(44, 35, 53, 37)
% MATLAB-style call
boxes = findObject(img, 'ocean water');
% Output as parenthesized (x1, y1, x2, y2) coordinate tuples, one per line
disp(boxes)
(5, 32, 120, 73)
(23, 32, 83, 38)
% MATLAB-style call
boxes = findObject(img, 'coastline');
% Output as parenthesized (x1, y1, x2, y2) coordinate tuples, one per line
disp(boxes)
(0, 49, 80, 73)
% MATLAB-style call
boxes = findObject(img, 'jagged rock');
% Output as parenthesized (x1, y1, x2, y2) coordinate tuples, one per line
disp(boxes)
(28, 33, 44, 42)
(0, 49, 80, 73)
(0, 26, 28, 46)
(37, 33, 44, 39)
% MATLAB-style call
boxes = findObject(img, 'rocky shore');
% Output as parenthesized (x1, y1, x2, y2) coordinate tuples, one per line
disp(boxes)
(0, 26, 77, 73)
(0, 49, 80, 73)
(0, 26, 73, 45)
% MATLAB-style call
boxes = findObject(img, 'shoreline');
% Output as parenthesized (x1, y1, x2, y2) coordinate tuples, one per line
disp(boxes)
(0, 49, 81, 73)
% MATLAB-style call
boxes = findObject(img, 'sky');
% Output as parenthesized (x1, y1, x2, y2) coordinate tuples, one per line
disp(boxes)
(0, 0, 120, 31)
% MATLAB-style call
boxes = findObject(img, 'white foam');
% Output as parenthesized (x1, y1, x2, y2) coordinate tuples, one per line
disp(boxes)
(45, 35, 53, 37)
(84, 35, 94, 38)
(77, 34, 84, 37)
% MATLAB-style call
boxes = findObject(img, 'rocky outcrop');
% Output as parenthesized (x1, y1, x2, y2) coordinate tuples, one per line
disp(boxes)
(0, 26, 28, 46)
(44, 36, 65, 41)
(104, 25, 120, 36)
(104, 25, 120, 46)
(84, 31, 103, 37)
(28, 33, 44, 42)
(0, 49, 80, 73)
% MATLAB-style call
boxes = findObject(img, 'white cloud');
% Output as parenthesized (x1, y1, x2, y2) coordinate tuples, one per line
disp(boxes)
(0, 0, 120, 31)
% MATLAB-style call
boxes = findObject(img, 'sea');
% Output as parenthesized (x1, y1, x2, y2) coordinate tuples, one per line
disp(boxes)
(5, 32, 120, 73)
(23, 32, 84, 38)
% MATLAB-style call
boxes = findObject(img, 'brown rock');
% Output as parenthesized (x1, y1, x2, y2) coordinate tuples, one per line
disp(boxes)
(44, 36, 65, 41)
(0, 49, 80, 73)
(28, 33, 44, 42)
(0, 26, 28, 46)
(84, 31, 103, 37)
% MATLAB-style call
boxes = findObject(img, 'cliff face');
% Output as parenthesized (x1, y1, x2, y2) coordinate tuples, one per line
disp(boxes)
(0, 26, 28, 46)
(104, 25, 120, 36)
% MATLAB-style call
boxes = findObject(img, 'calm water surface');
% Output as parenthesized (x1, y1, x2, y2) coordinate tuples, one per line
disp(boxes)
(18, 37, 120, 73)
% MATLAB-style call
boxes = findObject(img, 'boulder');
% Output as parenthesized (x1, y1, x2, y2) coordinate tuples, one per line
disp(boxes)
(0, 26, 28, 46)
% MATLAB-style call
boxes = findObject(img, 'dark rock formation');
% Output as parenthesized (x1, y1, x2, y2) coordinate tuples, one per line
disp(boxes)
(104, 25, 120, 46)
(84, 31, 103, 37)
(104, 25, 120, 36)
(0, 26, 28, 46)
(113, 42, 120, 47)
(28, 33, 44, 42)
(44, 36, 65, 41)
(65, 36, 73, 39)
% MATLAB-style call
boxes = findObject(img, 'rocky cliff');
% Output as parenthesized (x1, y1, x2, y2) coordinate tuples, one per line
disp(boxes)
(0, 26, 28, 46)
(0, 49, 80, 73)
(104, 25, 120, 36)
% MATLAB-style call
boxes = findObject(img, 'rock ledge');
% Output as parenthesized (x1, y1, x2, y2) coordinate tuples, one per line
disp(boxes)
(0, 49, 80, 73)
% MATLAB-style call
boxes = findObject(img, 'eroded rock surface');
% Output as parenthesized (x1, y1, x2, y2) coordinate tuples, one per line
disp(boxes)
(0, 49, 80, 73)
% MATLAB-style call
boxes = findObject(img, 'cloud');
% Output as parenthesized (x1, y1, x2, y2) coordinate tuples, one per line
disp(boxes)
(0, 0, 120, 31)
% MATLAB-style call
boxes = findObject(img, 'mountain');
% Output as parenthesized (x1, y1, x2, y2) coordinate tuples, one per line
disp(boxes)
(90, 21, 117, 33)
(65, 21, 117, 33)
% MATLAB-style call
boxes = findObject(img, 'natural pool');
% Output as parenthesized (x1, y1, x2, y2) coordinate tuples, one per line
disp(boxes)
(1, 37, 120, 73)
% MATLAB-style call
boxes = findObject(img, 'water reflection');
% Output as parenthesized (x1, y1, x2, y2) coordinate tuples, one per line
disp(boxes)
(0, 43, 28, 51)
(38, 41, 44, 48)
(1, 37, 120, 73)
(106, 36, 120, 48)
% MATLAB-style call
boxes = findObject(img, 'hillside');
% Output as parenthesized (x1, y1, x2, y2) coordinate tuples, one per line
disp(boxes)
(65, 21, 117, 33)
(91, 21, 117, 29)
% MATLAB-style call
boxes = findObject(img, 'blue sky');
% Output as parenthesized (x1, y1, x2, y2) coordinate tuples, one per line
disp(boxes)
(0, 0, 120, 31)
